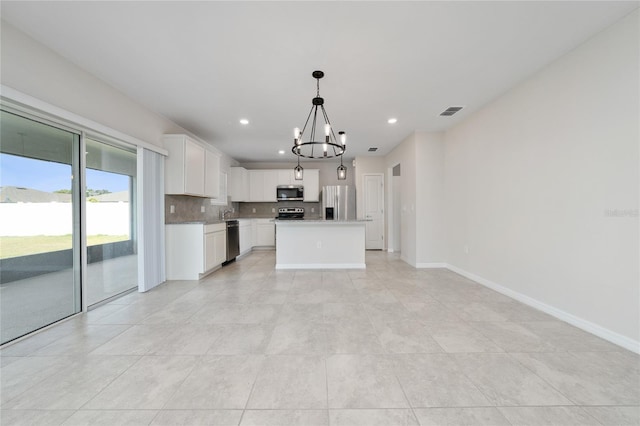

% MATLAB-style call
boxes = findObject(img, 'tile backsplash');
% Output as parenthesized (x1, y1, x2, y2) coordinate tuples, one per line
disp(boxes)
(165, 195, 239, 223)
(165, 196, 321, 223)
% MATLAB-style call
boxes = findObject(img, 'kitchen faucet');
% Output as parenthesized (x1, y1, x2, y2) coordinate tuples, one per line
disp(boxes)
(221, 208, 234, 220)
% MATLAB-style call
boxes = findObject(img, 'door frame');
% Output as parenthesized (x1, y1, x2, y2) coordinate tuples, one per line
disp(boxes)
(362, 172, 385, 250)
(386, 163, 401, 253)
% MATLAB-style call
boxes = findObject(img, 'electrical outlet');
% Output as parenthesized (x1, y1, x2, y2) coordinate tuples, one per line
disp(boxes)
(201, 206, 205, 213)
(252, 208, 256, 213)
(311, 207, 315, 213)
(170, 205, 175, 214)
(464, 245, 469, 254)
(272, 208, 275, 213)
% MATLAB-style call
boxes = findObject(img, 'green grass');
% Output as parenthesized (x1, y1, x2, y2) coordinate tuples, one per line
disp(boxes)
(0, 235, 129, 259)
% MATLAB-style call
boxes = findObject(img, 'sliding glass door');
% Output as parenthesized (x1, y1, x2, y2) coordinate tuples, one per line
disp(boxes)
(85, 138, 137, 306)
(0, 110, 141, 344)
(0, 110, 82, 344)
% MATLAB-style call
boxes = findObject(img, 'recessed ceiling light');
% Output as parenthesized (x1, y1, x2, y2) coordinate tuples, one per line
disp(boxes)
(387, 118, 398, 124)
(239, 119, 249, 125)
(278, 150, 285, 155)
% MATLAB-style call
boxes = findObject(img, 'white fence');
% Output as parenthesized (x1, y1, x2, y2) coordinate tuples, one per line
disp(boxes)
(0, 203, 131, 236)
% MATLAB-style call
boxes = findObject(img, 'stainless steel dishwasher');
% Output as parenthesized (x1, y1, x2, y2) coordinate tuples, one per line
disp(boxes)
(224, 220, 240, 264)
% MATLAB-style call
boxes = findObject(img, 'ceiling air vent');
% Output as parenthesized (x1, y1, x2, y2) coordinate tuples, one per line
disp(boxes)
(440, 106, 464, 116)
(368, 147, 378, 152)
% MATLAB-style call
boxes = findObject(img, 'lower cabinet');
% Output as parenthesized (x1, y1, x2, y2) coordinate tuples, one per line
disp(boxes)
(238, 219, 253, 255)
(166, 220, 275, 279)
(205, 225, 227, 270)
(166, 223, 226, 280)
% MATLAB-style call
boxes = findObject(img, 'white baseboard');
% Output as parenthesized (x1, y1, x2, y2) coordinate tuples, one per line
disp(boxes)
(445, 263, 640, 354)
(416, 262, 447, 268)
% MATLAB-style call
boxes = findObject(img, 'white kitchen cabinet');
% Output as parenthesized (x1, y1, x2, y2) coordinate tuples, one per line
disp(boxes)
(164, 135, 205, 196)
(246, 169, 317, 202)
(248, 170, 278, 202)
(302, 169, 320, 202)
(277, 169, 294, 186)
(205, 224, 227, 269)
(229, 167, 249, 201)
(164, 134, 221, 198)
(238, 219, 253, 255)
(265, 171, 279, 195)
(254, 219, 275, 247)
(251, 219, 257, 247)
(166, 223, 226, 280)
(204, 150, 221, 199)
(248, 170, 264, 201)
(210, 171, 228, 206)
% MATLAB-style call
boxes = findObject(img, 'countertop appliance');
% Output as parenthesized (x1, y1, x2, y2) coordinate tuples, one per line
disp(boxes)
(277, 207, 305, 220)
(277, 185, 304, 201)
(322, 185, 356, 220)
(224, 220, 240, 264)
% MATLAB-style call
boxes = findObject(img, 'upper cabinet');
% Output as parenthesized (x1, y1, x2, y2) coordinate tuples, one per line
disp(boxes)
(204, 150, 221, 199)
(301, 169, 320, 202)
(229, 167, 249, 202)
(248, 170, 278, 202)
(242, 168, 319, 202)
(164, 134, 221, 198)
(277, 170, 294, 186)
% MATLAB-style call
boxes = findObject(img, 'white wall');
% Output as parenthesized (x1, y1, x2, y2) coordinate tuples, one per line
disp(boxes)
(1, 22, 181, 148)
(444, 10, 639, 347)
(415, 132, 446, 265)
(384, 134, 418, 266)
(0, 21, 237, 168)
(369, 132, 446, 266)
(392, 175, 401, 252)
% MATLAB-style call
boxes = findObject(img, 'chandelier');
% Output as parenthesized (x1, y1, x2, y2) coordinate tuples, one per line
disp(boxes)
(292, 70, 347, 180)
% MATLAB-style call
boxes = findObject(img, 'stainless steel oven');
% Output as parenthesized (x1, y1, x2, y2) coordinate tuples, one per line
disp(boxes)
(277, 207, 305, 220)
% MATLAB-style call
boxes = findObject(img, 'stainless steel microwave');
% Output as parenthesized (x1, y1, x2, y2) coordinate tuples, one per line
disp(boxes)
(277, 185, 304, 201)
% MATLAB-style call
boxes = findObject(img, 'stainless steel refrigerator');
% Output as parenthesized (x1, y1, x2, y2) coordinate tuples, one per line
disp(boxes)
(322, 185, 356, 220)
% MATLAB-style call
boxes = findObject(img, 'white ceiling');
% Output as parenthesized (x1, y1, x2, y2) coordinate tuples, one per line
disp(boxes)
(1, 1, 637, 162)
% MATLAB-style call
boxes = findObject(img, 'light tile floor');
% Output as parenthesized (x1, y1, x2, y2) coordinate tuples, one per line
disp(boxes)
(1, 250, 638, 425)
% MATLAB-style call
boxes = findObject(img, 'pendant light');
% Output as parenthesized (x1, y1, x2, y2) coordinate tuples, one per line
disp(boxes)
(337, 131, 346, 180)
(294, 155, 304, 180)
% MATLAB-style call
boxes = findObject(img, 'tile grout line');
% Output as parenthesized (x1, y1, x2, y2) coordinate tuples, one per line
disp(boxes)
(74, 354, 146, 412)
(502, 351, 586, 407)
(325, 356, 331, 425)
(236, 354, 267, 426)
(390, 363, 422, 426)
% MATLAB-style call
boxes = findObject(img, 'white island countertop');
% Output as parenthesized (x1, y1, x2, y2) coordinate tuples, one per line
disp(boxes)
(275, 220, 366, 269)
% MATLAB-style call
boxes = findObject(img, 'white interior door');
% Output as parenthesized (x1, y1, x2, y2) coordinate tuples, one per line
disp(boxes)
(363, 173, 384, 250)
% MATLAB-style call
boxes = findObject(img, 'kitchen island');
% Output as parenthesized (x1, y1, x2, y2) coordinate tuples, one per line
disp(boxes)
(275, 219, 366, 269)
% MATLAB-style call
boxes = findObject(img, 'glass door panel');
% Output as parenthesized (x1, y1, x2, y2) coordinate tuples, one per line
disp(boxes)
(85, 138, 137, 306)
(0, 110, 81, 344)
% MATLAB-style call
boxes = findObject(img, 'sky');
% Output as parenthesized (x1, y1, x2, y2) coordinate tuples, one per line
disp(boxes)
(0, 153, 129, 193)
